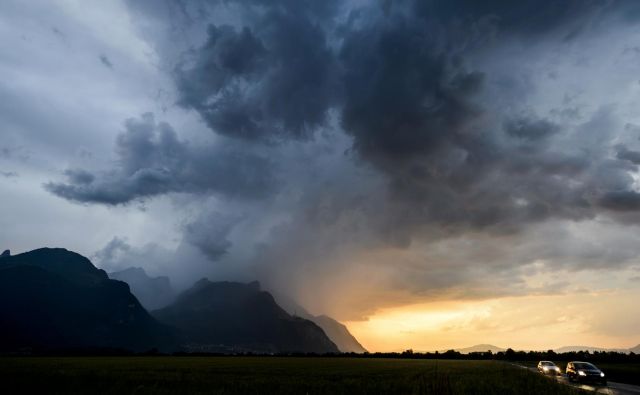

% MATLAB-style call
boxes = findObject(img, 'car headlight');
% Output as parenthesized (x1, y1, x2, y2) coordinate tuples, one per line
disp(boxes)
(543, 367, 548, 371)
(600, 372, 605, 377)
(578, 371, 586, 376)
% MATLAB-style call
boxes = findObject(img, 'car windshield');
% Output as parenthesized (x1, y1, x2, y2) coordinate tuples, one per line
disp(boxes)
(541, 362, 555, 366)
(574, 363, 596, 370)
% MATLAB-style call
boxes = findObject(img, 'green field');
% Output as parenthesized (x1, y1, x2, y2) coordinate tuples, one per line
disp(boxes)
(0, 357, 586, 394)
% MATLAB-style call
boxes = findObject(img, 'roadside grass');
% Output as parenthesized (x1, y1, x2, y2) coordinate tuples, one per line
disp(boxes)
(0, 357, 586, 394)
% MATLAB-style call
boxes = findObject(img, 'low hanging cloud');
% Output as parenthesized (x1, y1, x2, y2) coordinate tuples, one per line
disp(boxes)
(183, 211, 239, 261)
(45, 113, 276, 205)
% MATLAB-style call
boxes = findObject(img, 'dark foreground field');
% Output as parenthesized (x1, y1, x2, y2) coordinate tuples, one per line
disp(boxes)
(0, 357, 586, 395)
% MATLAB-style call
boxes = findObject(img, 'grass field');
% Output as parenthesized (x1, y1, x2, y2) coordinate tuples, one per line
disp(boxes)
(0, 357, 586, 394)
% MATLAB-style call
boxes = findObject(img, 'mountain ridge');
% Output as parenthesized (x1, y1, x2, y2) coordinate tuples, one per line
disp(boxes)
(0, 247, 177, 351)
(152, 279, 339, 354)
(272, 292, 367, 353)
(440, 344, 639, 354)
(109, 267, 175, 311)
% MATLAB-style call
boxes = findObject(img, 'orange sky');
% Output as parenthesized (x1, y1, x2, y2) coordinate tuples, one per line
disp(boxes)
(345, 288, 640, 352)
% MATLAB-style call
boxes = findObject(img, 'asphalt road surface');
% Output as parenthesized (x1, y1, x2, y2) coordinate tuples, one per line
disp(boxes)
(517, 365, 640, 395)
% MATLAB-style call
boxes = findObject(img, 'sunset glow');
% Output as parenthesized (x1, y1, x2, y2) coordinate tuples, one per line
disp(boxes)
(348, 288, 640, 352)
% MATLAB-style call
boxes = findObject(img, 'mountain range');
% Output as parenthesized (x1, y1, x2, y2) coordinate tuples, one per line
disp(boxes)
(272, 292, 367, 353)
(0, 248, 344, 354)
(14, 248, 636, 356)
(108, 265, 366, 353)
(554, 345, 640, 354)
(0, 248, 177, 351)
(450, 344, 640, 354)
(109, 267, 175, 311)
(153, 279, 338, 354)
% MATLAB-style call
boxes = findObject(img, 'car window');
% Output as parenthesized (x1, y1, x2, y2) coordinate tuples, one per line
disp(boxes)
(573, 363, 596, 369)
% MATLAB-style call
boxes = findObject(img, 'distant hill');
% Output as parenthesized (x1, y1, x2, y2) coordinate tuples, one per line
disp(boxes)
(453, 344, 506, 354)
(629, 344, 640, 354)
(109, 267, 175, 311)
(0, 248, 177, 352)
(448, 344, 640, 354)
(272, 292, 367, 353)
(152, 279, 339, 354)
(554, 345, 630, 353)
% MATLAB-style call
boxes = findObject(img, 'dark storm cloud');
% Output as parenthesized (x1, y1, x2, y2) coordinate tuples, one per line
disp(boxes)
(59, 0, 640, 228)
(34, 0, 640, 316)
(45, 113, 275, 205)
(174, 1, 338, 141)
(63, 168, 94, 184)
(599, 191, 640, 211)
(162, 0, 640, 235)
(616, 146, 640, 165)
(413, 0, 606, 36)
(102, 0, 640, 246)
(504, 118, 560, 141)
(339, 14, 484, 164)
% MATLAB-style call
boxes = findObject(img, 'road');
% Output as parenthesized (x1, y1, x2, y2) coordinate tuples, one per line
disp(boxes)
(516, 365, 640, 395)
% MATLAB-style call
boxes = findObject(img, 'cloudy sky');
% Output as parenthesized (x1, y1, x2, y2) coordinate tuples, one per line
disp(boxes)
(2, 0, 640, 352)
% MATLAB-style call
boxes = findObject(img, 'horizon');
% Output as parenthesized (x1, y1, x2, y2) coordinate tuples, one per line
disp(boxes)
(2, 0, 640, 354)
(4, 246, 640, 355)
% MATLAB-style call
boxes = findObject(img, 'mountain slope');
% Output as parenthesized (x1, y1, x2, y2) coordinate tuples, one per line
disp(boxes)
(152, 279, 339, 354)
(311, 315, 367, 353)
(109, 267, 175, 310)
(272, 292, 367, 353)
(0, 248, 177, 351)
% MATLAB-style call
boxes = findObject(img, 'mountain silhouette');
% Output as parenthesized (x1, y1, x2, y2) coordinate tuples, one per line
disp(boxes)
(109, 267, 175, 310)
(271, 292, 367, 353)
(0, 248, 177, 352)
(554, 345, 630, 353)
(152, 279, 339, 354)
(311, 315, 367, 353)
(437, 344, 506, 354)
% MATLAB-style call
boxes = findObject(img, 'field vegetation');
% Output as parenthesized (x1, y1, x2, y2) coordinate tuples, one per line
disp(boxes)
(0, 357, 587, 394)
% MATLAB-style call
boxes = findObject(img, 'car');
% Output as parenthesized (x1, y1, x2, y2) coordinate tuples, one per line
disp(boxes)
(537, 361, 561, 375)
(566, 361, 607, 385)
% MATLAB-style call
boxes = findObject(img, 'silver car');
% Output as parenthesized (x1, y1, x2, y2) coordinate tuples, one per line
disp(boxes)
(537, 361, 561, 375)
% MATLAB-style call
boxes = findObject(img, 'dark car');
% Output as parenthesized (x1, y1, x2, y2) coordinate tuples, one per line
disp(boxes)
(537, 361, 561, 375)
(566, 361, 606, 385)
